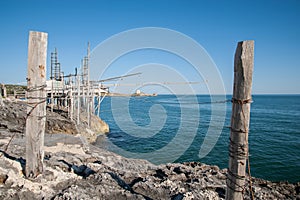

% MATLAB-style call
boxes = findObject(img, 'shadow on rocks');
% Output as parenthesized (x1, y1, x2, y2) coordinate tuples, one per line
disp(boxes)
(58, 160, 95, 179)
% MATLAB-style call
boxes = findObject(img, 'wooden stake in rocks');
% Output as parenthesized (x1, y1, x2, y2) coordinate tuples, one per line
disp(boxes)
(0, 86, 3, 106)
(226, 40, 254, 200)
(25, 31, 48, 178)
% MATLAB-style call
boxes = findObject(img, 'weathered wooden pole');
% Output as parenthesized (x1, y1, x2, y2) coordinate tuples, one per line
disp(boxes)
(96, 84, 101, 116)
(1, 84, 7, 98)
(68, 76, 74, 121)
(77, 72, 81, 125)
(0, 85, 3, 106)
(87, 43, 91, 127)
(226, 40, 254, 200)
(92, 88, 95, 115)
(51, 79, 54, 112)
(25, 31, 48, 178)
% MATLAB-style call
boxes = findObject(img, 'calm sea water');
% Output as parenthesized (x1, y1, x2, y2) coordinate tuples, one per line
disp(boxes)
(96, 95, 300, 183)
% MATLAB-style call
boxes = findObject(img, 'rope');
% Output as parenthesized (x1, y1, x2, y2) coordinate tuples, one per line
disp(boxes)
(3, 131, 18, 152)
(231, 98, 252, 104)
(247, 154, 255, 200)
(228, 138, 248, 159)
(27, 100, 47, 117)
(26, 84, 47, 92)
(226, 169, 246, 192)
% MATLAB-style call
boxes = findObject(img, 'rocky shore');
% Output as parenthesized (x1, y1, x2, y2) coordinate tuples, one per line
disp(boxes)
(0, 99, 109, 143)
(0, 100, 299, 199)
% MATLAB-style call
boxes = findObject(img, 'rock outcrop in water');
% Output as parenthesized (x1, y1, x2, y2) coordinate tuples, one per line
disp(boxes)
(0, 100, 299, 199)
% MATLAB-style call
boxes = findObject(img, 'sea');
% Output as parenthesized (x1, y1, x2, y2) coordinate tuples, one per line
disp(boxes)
(95, 94, 300, 183)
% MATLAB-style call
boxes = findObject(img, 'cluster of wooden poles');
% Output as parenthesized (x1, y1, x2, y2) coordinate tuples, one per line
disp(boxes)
(47, 77, 107, 127)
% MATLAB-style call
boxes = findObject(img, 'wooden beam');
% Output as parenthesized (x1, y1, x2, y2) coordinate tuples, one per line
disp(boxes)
(0, 85, 3, 106)
(226, 40, 254, 200)
(77, 73, 81, 125)
(1, 84, 7, 98)
(25, 31, 48, 178)
(69, 76, 74, 121)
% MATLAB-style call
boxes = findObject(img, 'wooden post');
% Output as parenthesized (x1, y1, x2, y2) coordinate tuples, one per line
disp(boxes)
(0, 84, 2, 97)
(92, 88, 95, 115)
(1, 84, 7, 98)
(77, 73, 81, 125)
(81, 60, 86, 109)
(87, 43, 91, 127)
(25, 31, 48, 178)
(96, 84, 101, 116)
(51, 79, 54, 112)
(0, 85, 3, 106)
(226, 40, 254, 200)
(68, 76, 74, 121)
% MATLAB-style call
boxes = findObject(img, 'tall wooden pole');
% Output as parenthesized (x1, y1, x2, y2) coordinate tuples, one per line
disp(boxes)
(226, 40, 254, 200)
(68, 76, 74, 121)
(77, 72, 81, 125)
(0, 85, 3, 106)
(50, 50, 54, 112)
(25, 31, 48, 178)
(87, 42, 91, 127)
(97, 84, 101, 116)
(1, 84, 7, 98)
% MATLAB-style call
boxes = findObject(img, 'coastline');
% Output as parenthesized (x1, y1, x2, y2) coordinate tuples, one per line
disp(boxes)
(0, 98, 109, 143)
(0, 100, 299, 199)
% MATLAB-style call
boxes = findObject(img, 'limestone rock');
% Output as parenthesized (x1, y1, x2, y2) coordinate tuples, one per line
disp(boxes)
(0, 99, 109, 143)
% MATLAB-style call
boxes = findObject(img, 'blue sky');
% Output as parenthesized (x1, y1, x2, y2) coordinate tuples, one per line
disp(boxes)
(0, 0, 299, 94)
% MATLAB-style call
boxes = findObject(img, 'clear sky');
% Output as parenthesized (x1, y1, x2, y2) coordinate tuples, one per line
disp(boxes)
(0, 0, 299, 94)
